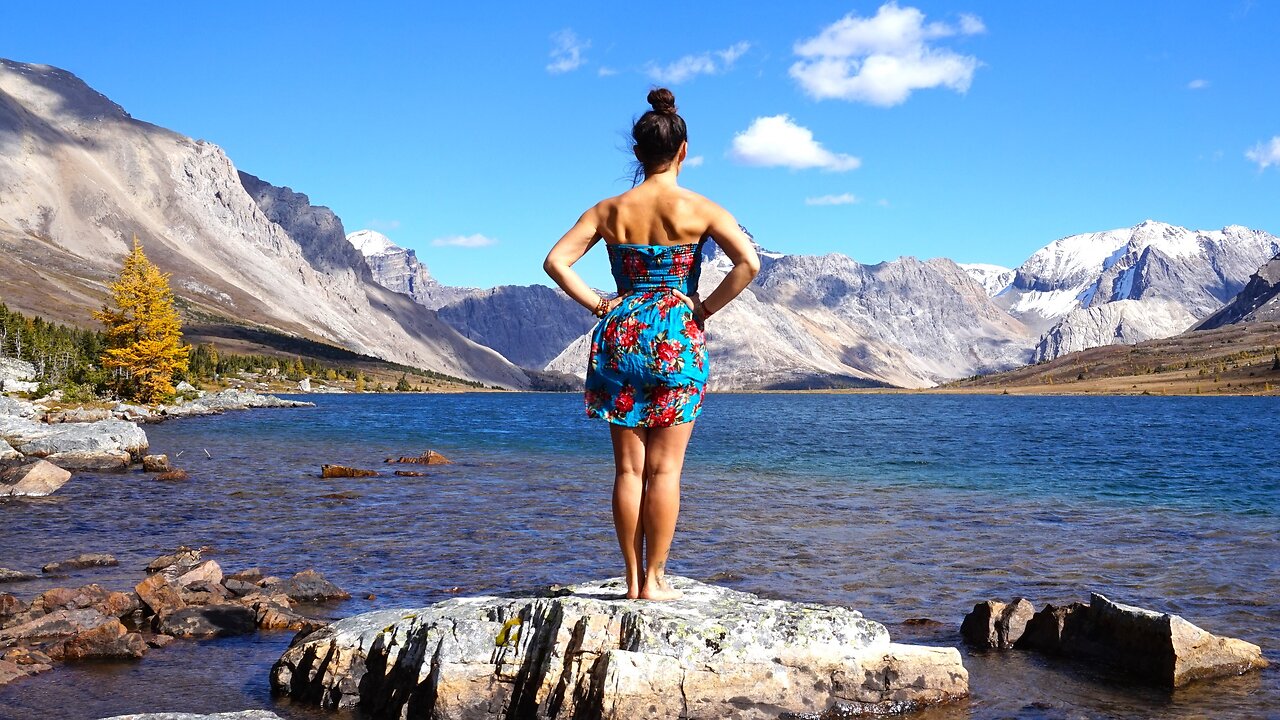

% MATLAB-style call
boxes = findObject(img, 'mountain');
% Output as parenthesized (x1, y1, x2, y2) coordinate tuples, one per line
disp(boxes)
(348, 230, 595, 369)
(1195, 253, 1280, 330)
(959, 263, 1015, 296)
(0, 58, 529, 388)
(547, 242, 1036, 389)
(997, 221, 1280, 360)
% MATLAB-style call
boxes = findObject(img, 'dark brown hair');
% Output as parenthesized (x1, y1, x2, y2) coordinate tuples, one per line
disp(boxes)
(631, 87, 687, 183)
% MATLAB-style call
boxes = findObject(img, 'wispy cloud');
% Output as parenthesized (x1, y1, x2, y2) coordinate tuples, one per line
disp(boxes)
(547, 29, 589, 74)
(368, 219, 401, 230)
(729, 115, 861, 172)
(597, 66, 618, 77)
(877, 198, 891, 207)
(1245, 136, 1280, 170)
(647, 41, 751, 84)
(1187, 78, 1210, 90)
(684, 155, 705, 168)
(805, 192, 860, 206)
(790, 2, 984, 106)
(432, 234, 498, 248)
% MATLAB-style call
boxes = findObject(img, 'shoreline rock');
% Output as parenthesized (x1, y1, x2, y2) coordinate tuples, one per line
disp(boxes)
(270, 576, 969, 719)
(0, 459, 72, 497)
(963, 593, 1269, 688)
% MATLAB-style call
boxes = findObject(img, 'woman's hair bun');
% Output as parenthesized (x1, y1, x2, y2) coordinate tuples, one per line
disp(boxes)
(647, 87, 677, 115)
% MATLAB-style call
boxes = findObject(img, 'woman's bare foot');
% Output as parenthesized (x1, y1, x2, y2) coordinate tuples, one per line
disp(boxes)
(625, 571, 646, 599)
(639, 575, 682, 601)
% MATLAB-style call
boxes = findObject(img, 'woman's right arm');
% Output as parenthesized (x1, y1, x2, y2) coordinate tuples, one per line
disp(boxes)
(544, 206, 619, 316)
(696, 207, 761, 320)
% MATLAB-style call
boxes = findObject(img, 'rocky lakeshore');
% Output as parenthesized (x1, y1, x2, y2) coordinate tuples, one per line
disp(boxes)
(0, 546, 348, 689)
(271, 576, 969, 719)
(1, 381, 312, 489)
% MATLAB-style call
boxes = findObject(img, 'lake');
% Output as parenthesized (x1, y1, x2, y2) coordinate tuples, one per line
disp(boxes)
(0, 393, 1276, 719)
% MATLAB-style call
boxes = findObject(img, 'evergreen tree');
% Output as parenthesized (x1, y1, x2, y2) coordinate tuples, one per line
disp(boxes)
(93, 238, 190, 403)
(1272, 352, 1279, 372)
(395, 373, 412, 391)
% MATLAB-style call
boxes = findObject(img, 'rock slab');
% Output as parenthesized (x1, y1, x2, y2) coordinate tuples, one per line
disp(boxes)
(271, 576, 968, 719)
(960, 598, 1034, 649)
(0, 459, 71, 497)
(97, 713, 286, 720)
(1015, 593, 1268, 688)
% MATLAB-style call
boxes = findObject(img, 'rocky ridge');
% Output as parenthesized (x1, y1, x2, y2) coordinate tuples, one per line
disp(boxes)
(271, 576, 968, 719)
(1195, 252, 1280, 330)
(0, 58, 529, 389)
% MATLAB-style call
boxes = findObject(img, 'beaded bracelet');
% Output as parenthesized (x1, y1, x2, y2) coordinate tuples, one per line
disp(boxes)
(593, 296, 610, 318)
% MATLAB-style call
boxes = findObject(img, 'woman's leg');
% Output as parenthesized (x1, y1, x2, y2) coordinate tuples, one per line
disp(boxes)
(639, 421, 695, 601)
(609, 425, 647, 599)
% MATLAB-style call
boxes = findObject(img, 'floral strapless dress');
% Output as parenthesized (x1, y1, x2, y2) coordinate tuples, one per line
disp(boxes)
(584, 240, 708, 427)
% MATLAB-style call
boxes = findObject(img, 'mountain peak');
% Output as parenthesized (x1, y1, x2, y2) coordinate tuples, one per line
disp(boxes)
(347, 229, 399, 257)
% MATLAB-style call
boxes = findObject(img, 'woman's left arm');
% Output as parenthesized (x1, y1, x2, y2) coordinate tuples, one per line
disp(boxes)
(544, 207, 619, 316)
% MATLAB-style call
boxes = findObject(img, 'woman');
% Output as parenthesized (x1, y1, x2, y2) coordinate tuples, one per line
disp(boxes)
(544, 88, 760, 601)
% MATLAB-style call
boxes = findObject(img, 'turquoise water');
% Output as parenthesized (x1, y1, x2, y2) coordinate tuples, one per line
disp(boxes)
(0, 393, 1276, 719)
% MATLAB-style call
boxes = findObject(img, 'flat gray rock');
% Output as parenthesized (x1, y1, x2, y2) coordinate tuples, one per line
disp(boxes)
(272, 576, 968, 719)
(0, 458, 72, 497)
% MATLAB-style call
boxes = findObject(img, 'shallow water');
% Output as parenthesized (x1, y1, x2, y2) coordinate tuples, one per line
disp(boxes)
(0, 393, 1276, 719)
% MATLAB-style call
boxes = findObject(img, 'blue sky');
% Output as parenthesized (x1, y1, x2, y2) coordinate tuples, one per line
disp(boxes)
(5, 1, 1279, 288)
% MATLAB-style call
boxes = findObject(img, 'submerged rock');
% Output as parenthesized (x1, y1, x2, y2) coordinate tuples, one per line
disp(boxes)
(386, 449, 452, 465)
(0, 458, 71, 497)
(271, 576, 968, 718)
(961, 598, 1035, 649)
(46, 617, 148, 661)
(42, 553, 119, 574)
(263, 569, 350, 602)
(156, 603, 256, 638)
(0, 568, 38, 583)
(1016, 593, 1268, 687)
(320, 464, 377, 478)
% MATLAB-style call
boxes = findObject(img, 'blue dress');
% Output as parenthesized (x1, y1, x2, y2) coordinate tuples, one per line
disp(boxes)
(585, 240, 709, 427)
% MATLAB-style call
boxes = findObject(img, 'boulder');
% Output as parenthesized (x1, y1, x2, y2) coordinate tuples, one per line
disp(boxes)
(157, 470, 189, 481)
(264, 569, 350, 602)
(45, 450, 131, 471)
(386, 450, 452, 465)
(0, 395, 38, 417)
(251, 600, 326, 633)
(29, 584, 138, 618)
(42, 553, 119, 574)
(0, 608, 111, 641)
(9, 417, 148, 462)
(94, 707, 288, 712)
(0, 438, 17, 460)
(0, 647, 53, 687)
(135, 574, 186, 617)
(271, 577, 968, 718)
(47, 617, 148, 661)
(960, 598, 1035, 649)
(44, 407, 112, 424)
(142, 454, 172, 472)
(320, 464, 376, 478)
(146, 546, 205, 575)
(0, 458, 71, 497)
(297, 377, 311, 392)
(176, 560, 224, 588)
(0, 592, 28, 623)
(0, 567, 38, 583)
(1016, 594, 1269, 687)
(156, 603, 256, 637)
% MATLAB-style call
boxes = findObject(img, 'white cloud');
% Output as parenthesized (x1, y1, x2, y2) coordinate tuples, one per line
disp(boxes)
(1187, 78, 1209, 90)
(597, 66, 618, 77)
(368, 219, 401, 230)
(547, 29, 588, 74)
(684, 155, 704, 168)
(877, 198, 891, 207)
(432, 234, 498, 248)
(647, 41, 751, 84)
(1245, 136, 1280, 170)
(790, 3, 984, 106)
(729, 115, 861, 172)
(805, 193, 860, 205)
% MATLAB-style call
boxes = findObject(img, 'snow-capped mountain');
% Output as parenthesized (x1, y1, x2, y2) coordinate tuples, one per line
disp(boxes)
(346, 229, 479, 310)
(547, 242, 1036, 389)
(959, 263, 1015, 297)
(999, 221, 1280, 360)
(0, 58, 530, 388)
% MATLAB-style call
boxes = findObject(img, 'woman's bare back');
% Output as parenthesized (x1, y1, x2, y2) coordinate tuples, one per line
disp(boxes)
(595, 183, 715, 247)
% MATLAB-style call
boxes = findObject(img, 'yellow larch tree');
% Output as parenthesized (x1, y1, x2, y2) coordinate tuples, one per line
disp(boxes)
(93, 237, 190, 403)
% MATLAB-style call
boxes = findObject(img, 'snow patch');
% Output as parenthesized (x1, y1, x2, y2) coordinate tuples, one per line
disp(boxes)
(347, 229, 398, 257)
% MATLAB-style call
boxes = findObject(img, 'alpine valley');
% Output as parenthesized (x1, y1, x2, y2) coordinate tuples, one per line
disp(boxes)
(3, 58, 1278, 390)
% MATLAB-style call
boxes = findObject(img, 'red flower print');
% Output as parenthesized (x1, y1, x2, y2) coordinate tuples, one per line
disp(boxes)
(671, 247, 694, 277)
(653, 405, 679, 426)
(615, 385, 635, 414)
(623, 252, 648, 280)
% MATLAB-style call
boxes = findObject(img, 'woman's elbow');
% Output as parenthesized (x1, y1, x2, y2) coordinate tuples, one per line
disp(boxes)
(542, 256, 560, 279)
(742, 254, 762, 278)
